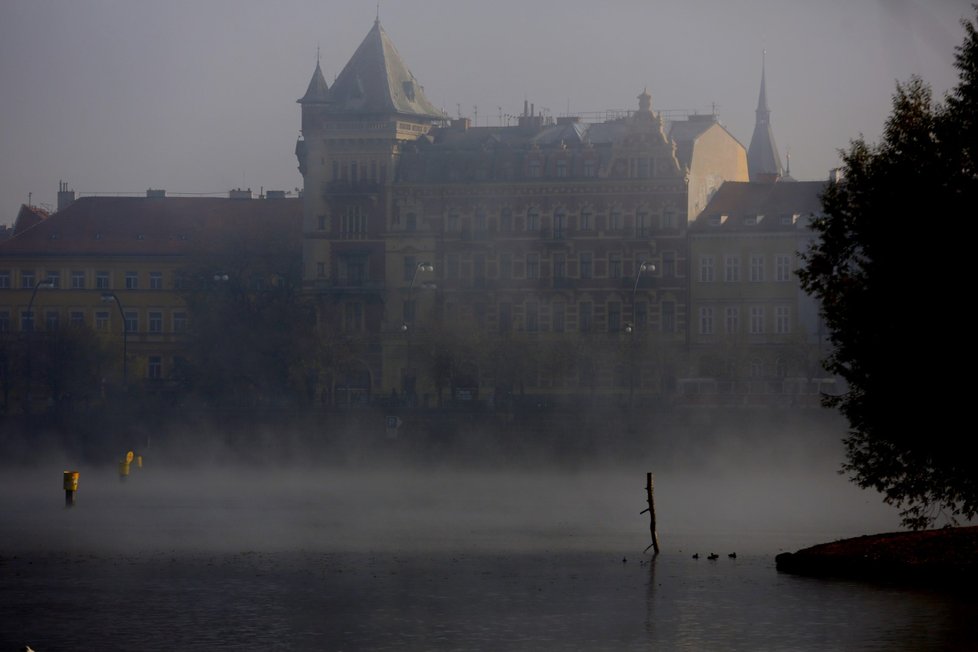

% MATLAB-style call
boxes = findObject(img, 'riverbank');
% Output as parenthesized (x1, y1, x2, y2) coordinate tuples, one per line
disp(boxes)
(775, 526, 978, 587)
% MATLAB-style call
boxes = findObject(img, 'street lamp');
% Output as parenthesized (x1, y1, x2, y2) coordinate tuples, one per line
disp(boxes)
(402, 262, 435, 402)
(625, 261, 656, 334)
(101, 292, 127, 384)
(24, 279, 55, 413)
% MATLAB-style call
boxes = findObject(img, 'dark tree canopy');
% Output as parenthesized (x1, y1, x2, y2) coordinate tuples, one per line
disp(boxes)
(799, 9, 978, 529)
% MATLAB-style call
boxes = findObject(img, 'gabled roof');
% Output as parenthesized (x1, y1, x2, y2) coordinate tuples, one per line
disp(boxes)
(747, 56, 784, 182)
(0, 196, 302, 257)
(326, 20, 445, 120)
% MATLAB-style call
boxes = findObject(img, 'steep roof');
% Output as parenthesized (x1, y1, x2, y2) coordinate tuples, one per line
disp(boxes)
(746, 56, 784, 182)
(298, 60, 330, 104)
(326, 20, 445, 120)
(12, 204, 50, 237)
(0, 196, 302, 257)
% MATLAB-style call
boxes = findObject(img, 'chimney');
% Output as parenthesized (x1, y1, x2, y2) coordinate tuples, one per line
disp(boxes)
(57, 180, 76, 212)
(229, 188, 253, 200)
(146, 188, 166, 199)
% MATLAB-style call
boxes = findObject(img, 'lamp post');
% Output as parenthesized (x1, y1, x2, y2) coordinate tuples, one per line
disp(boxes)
(24, 279, 55, 413)
(401, 262, 435, 402)
(624, 260, 655, 403)
(101, 292, 127, 384)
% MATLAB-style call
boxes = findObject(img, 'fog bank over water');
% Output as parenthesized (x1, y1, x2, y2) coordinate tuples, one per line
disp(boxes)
(0, 415, 903, 556)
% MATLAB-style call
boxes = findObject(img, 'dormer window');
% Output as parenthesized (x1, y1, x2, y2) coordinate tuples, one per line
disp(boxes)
(402, 80, 416, 101)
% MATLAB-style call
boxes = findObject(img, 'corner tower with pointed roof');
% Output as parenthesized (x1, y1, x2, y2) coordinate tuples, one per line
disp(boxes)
(746, 53, 783, 183)
(296, 19, 446, 399)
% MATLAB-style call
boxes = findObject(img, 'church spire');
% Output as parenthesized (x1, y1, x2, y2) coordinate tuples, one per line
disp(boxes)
(747, 50, 783, 182)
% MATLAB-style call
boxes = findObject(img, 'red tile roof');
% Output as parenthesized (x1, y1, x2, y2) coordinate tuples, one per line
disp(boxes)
(0, 196, 302, 257)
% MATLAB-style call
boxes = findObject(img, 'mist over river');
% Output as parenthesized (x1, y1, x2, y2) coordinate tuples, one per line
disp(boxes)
(2, 416, 975, 650)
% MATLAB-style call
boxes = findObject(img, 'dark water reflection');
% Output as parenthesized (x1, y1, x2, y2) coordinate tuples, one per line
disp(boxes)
(1, 466, 975, 650)
(2, 550, 975, 651)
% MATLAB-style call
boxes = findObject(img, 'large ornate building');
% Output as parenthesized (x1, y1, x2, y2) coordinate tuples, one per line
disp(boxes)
(296, 19, 753, 405)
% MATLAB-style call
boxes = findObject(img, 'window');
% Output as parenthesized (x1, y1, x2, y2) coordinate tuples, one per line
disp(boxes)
(749, 255, 765, 282)
(0, 311, 9, 331)
(775, 306, 791, 334)
(607, 301, 622, 332)
(473, 254, 486, 286)
(636, 211, 650, 237)
(332, 161, 339, 181)
(637, 157, 651, 178)
(124, 311, 138, 333)
(44, 311, 58, 330)
(499, 253, 512, 279)
(580, 253, 593, 279)
(500, 208, 512, 232)
(552, 301, 566, 332)
(525, 302, 539, 332)
(446, 211, 459, 233)
(579, 301, 592, 332)
(553, 254, 566, 279)
(343, 302, 364, 332)
(149, 311, 163, 333)
(150, 272, 163, 290)
(526, 208, 539, 232)
(610, 209, 622, 232)
(446, 254, 459, 279)
(403, 256, 417, 282)
(95, 311, 109, 331)
(526, 254, 540, 279)
(661, 301, 675, 333)
(699, 255, 715, 282)
(775, 254, 792, 282)
(339, 254, 368, 285)
(316, 262, 326, 277)
(21, 271, 35, 289)
(46, 272, 60, 288)
(173, 312, 187, 333)
(634, 301, 648, 329)
(69, 311, 84, 327)
(724, 255, 740, 283)
(528, 159, 541, 178)
(148, 356, 162, 380)
(403, 299, 416, 325)
(125, 272, 138, 289)
(725, 307, 739, 334)
(406, 212, 417, 232)
(474, 210, 487, 234)
(20, 311, 34, 332)
(699, 307, 714, 335)
(662, 210, 678, 230)
(499, 302, 512, 334)
(553, 210, 565, 240)
(0, 271, 9, 288)
(342, 205, 367, 239)
(96, 271, 110, 289)
(71, 271, 85, 289)
(556, 159, 568, 178)
(609, 253, 622, 278)
(583, 158, 596, 177)
(749, 306, 765, 334)
(662, 251, 676, 278)
(580, 208, 592, 231)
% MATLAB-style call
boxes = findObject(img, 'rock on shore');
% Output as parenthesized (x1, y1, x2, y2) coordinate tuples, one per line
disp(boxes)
(775, 526, 978, 586)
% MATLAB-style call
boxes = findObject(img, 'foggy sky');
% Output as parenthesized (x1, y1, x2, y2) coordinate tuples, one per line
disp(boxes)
(0, 0, 970, 222)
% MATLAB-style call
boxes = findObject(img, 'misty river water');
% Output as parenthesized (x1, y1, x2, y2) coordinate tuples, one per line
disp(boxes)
(2, 459, 975, 650)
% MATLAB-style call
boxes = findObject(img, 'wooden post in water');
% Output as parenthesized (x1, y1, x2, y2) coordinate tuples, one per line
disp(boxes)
(641, 472, 660, 555)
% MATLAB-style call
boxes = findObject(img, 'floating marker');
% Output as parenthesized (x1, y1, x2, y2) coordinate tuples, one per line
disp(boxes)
(63, 471, 79, 507)
(118, 460, 130, 481)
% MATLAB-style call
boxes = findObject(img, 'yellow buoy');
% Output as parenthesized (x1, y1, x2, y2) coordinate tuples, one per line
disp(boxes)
(64, 471, 79, 507)
(136, 455, 143, 469)
(63, 471, 79, 491)
(125, 450, 134, 464)
(118, 460, 131, 480)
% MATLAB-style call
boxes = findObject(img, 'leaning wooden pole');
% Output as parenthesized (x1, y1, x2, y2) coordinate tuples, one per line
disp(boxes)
(641, 472, 660, 555)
